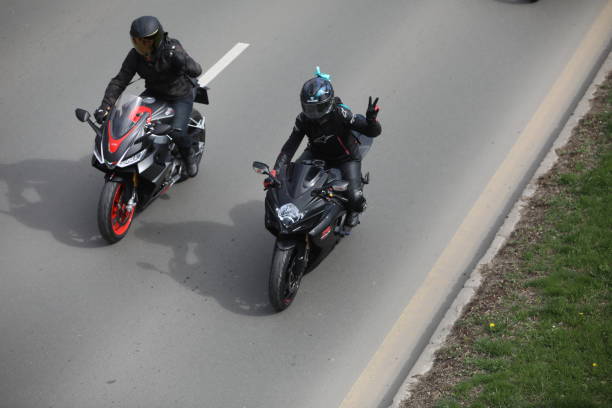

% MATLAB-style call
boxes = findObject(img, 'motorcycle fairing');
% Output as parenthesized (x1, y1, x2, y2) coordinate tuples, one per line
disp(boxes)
(308, 203, 345, 248)
(265, 161, 344, 236)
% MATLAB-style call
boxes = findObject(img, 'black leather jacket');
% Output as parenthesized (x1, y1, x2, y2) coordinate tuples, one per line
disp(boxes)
(100, 34, 202, 108)
(275, 99, 382, 167)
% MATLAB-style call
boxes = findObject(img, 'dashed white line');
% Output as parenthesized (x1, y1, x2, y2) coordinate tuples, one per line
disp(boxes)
(198, 42, 250, 86)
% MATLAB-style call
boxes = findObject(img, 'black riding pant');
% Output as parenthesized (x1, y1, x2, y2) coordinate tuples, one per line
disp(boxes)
(298, 150, 366, 213)
(142, 89, 195, 149)
(168, 92, 195, 149)
(337, 160, 365, 212)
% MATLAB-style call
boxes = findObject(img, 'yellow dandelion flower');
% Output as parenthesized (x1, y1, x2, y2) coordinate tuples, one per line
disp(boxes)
(592, 363, 598, 367)
(489, 323, 496, 328)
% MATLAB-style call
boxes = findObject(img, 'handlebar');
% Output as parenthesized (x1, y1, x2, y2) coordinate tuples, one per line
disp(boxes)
(264, 177, 281, 190)
(311, 187, 349, 203)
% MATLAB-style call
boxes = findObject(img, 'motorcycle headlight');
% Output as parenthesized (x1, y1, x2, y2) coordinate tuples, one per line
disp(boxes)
(117, 149, 147, 168)
(276, 203, 304, 227)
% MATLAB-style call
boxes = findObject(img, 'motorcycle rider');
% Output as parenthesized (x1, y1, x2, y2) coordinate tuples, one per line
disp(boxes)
(94, 16, 202, 177)
(273, 67, 382, 227)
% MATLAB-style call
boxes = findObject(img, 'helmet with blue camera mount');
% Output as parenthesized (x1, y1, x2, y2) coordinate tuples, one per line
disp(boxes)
(300, 67, 334, 120)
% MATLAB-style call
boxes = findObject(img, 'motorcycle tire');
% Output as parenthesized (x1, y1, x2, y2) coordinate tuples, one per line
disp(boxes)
(269, 244, 304, 312)
(97, 180, 135, 244)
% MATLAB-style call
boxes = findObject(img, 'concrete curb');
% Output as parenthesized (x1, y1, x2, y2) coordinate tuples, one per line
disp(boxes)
(391, 51, 612, 407)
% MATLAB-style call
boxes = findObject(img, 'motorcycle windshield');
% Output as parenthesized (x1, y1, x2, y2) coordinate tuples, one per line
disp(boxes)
(284, 162, 326, 199)
(105, 94, 151, 157)
(109, 94, 146, 139)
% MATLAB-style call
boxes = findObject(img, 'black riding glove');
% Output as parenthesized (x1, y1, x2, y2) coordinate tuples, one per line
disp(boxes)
(157, 45, 186, 74)
(263, 168, 279, 189)
(366, 96, 380, 122)
(94, 105, 110, 124)
(274, 153, 289, 172)
(170, 49, 187, 73)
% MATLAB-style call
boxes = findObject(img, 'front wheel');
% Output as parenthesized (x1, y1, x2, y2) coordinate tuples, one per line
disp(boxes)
(97, 180, 136, 244)
(269, 243, 305, 312)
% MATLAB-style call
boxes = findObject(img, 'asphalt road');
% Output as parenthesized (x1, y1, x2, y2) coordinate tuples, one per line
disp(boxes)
(0, 1, 608, 407)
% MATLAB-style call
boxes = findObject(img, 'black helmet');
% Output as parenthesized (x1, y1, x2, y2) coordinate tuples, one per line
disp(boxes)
(300, 67, 334, 120)
(130, 16, 164, 57)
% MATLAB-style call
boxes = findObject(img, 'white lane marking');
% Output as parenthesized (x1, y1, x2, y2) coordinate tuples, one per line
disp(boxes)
(198, 42, 250, 86)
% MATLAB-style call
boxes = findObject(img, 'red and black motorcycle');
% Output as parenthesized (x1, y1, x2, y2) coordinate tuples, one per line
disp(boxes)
(75, 93, 206, 243)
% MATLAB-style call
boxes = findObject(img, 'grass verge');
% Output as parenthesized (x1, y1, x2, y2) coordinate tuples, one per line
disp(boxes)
(402, 72, 612, 408)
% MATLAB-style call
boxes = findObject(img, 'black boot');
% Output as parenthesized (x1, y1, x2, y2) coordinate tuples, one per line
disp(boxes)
(180, 147, 198, 177)
(346, 211, 361, 228)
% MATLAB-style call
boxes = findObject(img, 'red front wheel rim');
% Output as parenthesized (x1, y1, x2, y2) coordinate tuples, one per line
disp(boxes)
(110, 183, 134, 235)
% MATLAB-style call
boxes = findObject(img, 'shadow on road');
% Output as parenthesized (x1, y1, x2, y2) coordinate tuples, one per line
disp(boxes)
(134, 200, 276, 316)
(0, 156, 105, 247)
(0, 157, 275, 314)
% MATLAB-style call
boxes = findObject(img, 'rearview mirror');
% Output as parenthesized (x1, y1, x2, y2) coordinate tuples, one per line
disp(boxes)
(75, 108, 90, 123)
(330, 180, 349, 192)
(252, 161, 270, 175)
(151, 123, 172, 135)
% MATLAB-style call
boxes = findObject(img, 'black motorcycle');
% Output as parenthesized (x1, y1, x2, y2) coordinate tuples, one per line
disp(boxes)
(253, 132, 372, 311)
(75, 93, 206, 243)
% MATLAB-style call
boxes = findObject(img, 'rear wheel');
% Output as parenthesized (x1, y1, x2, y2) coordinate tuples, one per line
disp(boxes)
(269, 243, 305, 312)
(97, 181, 135, 244)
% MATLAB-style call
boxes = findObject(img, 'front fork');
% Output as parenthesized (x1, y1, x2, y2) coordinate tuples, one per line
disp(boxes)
(125, 173, 138, 212)
(276, 234, 310, 274)
(298, 234, 310, 269)
(106, 172, 138, 211)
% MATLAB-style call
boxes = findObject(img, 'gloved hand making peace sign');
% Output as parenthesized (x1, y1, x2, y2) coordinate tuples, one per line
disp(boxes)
(366, 96, 380, 122)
